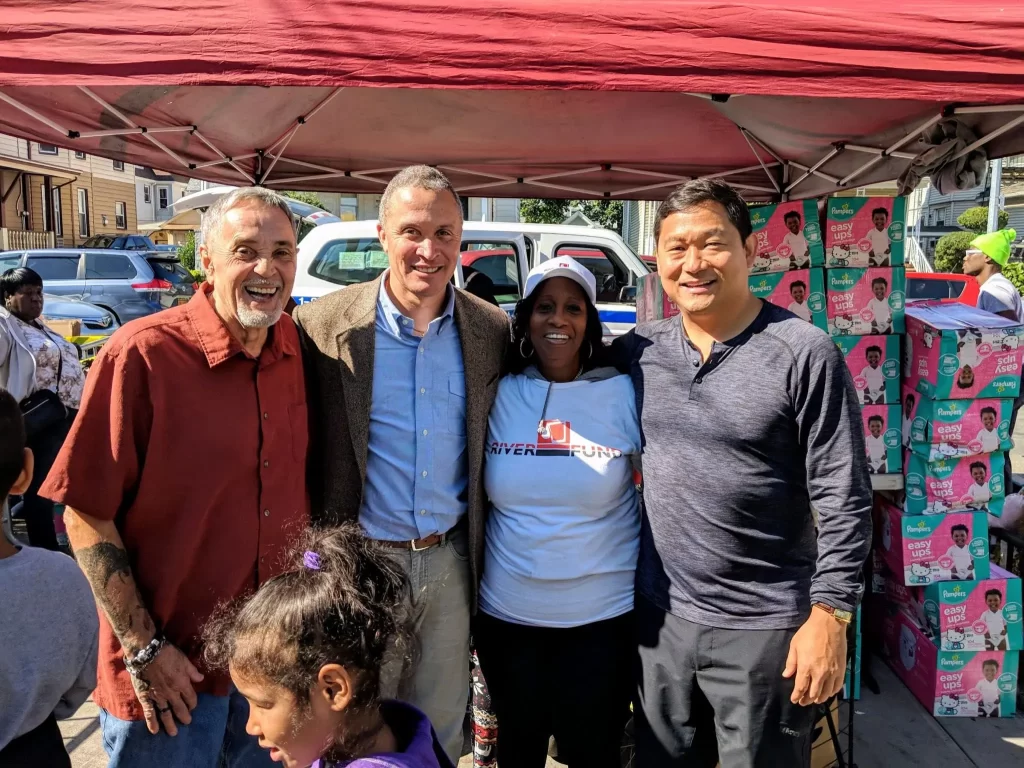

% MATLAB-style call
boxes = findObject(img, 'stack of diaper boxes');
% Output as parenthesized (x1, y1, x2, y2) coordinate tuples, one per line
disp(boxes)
(827, 196, 907, 480)
(871, 301, 1024, 717)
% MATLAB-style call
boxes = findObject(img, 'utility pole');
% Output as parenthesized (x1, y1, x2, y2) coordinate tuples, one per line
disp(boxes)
(988, 158, 1003, 233)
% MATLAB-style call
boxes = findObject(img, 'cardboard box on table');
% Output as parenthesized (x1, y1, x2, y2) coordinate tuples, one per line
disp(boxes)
(874, 497, 990, 586)
(748, 199, 825, 275)
(874, 602, 1019, 717)
(901, 384, 1014, 460)
(836, 335, 901, 405)
(824, 196, 908, 268)
(826, 266, 906, 336)
(905, 303, 1024, 401)
(903, 450, 1005, 517)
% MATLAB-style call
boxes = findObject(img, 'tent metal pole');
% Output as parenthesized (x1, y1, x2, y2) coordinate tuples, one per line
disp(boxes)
(527, 180, 599, 196)
(0, 90, 71, 136)
(437, 166, 517, 183)
(260, 124, 301, 183)
(75, 126, 196, 139)
(701, 161, 781, 181)
(953, 104, 1024, 115)
(788, 161, 841, 185)
(263, 87, 343, 158)
(741, 129, 786, 165)
(609, 166, 688, 182)
(264, 171, 349, 185)
(614, 179, 694, 196)
(191, 152, 258, 169)
(191, 134, 256, 183)
(844, 144, 917, 161)
(781, 163, 791, 202)
(950, 113, 1024, 162)
(740, 130, 781, 192)
(456, 180, 517, 193)
(839, 112, 943, 187)
(265, 154, 350, 175)
(786, 147, 842, 194)
(525, 166, 604, 183)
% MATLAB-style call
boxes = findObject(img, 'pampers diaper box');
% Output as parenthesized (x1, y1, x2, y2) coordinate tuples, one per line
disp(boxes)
(747, 268, 827, 331)
(876, 604, 1018, 717)
(826, 267, 906, 336)
(874, 498, 989, 586)
(886, 567, 1023, 652)
(862, 405, 902, 474)
(824, 196, 907, 268)
(904, 451, 1005, 517)
(748, 199, 825, 275)
(905, 302, 1024, 401)
(902, 384, 1014, 460)
(836, 335, 901, 405)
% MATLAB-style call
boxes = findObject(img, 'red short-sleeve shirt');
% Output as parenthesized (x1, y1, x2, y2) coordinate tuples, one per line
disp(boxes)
(41, 286, 310, 721)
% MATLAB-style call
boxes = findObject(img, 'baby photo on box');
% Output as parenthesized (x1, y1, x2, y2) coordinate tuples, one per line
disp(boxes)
(904, 451, 1005, 516)
(824, 196, 907, 268)
(747, 268, 827, 330)
(902, 386, 1013, 460)
(826, 267, 906, 336)
(863, 404, 902, 474)
(748, 199, 824, 274)
(836, 335, 900, 405)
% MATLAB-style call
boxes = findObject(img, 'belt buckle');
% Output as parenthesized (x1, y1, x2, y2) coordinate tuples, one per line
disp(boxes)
(411, 536, 432, 552)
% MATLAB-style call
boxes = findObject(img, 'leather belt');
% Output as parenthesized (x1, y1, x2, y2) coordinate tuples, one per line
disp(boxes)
(377, 532, 446, 552)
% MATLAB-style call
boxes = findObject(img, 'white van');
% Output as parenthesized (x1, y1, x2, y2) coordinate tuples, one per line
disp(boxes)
(293, 221, 651, 336)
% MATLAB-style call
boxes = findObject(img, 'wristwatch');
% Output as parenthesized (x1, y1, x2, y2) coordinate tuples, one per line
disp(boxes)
(813, 602, 854, 624)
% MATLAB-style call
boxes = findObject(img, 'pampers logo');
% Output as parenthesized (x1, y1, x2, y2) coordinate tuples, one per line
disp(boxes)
(830, 202, 854, 216)
(943, 585, 965, 599)
(750, 211, 766, 226)
(831, 272, 856, 287)
(937, 406, 964, 418)
(488, 420, 624, 459)
(939, 655, 966, 670)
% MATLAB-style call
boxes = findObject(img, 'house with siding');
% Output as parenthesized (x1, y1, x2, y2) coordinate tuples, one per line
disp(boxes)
(0, 133, 138, 249)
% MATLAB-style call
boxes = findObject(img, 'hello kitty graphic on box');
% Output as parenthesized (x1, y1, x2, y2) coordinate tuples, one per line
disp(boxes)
(748, 199, 824, 274)
(874, 498, 989, 586)
(905, 303, 1024, 401)
(875, 606, 1019, 717)
(825, 196, 907, 268)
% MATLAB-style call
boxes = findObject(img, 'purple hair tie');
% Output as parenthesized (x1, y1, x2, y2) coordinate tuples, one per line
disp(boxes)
(303, 551, 322, 571)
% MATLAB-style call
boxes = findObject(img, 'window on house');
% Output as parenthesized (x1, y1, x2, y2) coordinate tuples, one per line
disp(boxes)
(51, 188, 63, 237)
(115, 202, 127, 230)
(113, 160, 125, 171)
(74, 151, 86, 160)
(37, 144, 58, 155)
(158, 187, 170, 210)
(77, 189, 90, 237)
(143, 185, 152, 204)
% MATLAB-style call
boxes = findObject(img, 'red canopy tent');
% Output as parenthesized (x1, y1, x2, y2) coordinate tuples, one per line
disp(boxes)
(1, 0, 1023, 200)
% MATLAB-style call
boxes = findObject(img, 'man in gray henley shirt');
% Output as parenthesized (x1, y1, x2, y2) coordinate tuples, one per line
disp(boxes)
(615, 179, 872, 767)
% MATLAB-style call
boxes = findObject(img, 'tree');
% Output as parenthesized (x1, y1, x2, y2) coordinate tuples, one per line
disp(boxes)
(177, 231, 197, 270)
(957, 206, 1009, 234)
(933, 231, 977, 274)
(519, 198, 624, 233)
(1003, 263, 1024, 295)
(282, 191, 326, 210)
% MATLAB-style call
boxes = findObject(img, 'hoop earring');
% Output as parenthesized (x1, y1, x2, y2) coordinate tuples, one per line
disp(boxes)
(583, 340, 593, 361)
(519, 337, 534, 359)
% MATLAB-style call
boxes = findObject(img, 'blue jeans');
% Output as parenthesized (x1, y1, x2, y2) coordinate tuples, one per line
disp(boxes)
(99, 689, 274, 768)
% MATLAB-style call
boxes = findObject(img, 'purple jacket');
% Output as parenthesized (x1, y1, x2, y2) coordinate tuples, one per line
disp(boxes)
(312, 701, 454, 768)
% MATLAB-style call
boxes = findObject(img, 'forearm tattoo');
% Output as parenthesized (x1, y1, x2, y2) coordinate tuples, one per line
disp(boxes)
(76, 541, 155, 654)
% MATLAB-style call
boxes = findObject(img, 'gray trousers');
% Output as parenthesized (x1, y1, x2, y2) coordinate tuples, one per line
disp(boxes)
(380, 525, 472, 764)
(634, 595, 816, 768)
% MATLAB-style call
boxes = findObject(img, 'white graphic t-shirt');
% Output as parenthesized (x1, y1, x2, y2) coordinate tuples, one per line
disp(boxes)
(868, 297, 892, 329)
(976, 678, 1001, 713)
(903, 415, 913, 447)
(981, 608, 1008, 643)
(947, 544, 973, 577)
(866, 434, 887, 469)
(861, 365, 886, 399)
(969, 481, 992, 504)
(783, 232, 809, 266)
(959, 339, 983, 369)
(976, 428, 1001, 453)
(788, 301, 812, 322)
(867, 227, 891, 259)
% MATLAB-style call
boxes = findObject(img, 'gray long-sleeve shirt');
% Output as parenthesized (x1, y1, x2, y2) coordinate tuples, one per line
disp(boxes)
(0, 545, 98, 749)
(616, 302, 873, 630)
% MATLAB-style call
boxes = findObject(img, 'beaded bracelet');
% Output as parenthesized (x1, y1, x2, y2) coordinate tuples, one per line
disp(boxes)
(124, 635, 166, 678)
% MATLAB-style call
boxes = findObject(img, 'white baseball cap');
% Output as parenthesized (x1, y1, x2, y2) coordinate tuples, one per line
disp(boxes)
(523, 256, 597, 305)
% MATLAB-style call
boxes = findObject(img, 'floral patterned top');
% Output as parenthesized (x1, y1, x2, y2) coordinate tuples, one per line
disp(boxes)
(16, 317, 85, 410)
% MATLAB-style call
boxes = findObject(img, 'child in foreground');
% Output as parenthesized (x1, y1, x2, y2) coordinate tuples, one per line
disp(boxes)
(204, 524, 454, 768)
(0, 390, 99, 767)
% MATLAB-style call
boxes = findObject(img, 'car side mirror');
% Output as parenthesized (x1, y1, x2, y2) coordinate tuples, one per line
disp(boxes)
(618, 286, 637, 304)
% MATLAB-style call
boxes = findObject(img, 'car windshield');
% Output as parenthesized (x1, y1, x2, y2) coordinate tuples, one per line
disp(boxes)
(146, 259, 193, 284)
(84, 235, 117, 248)
(906, 277, 966, 301)
(307, 238, 390, 286)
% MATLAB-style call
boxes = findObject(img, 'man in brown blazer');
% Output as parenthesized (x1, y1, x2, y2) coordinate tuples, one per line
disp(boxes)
(294, 166, 508, 762)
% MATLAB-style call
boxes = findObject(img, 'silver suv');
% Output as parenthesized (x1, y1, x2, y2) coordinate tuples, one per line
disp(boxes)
(0, 249, 196, 324)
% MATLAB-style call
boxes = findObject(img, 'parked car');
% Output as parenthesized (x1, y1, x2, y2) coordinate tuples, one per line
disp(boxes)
(0, 249, 196, 323)
(81, 234, 161, 251)
(294, 221, 650, 336)
(905, 272, 980, 306)
(42, 294, 119, 337)
(150, 243, 181, 254)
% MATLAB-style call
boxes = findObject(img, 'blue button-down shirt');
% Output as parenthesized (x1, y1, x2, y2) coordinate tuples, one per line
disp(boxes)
(359, 275, 468, 541)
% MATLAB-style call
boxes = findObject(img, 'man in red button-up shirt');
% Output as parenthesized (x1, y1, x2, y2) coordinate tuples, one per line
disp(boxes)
(41, 187, 309, 767)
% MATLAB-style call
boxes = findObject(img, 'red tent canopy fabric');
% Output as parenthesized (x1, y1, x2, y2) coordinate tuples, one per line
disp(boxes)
(1, 1, 1023, 199)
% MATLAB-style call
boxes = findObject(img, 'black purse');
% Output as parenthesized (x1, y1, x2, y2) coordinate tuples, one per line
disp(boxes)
(19, 327, 69, 439)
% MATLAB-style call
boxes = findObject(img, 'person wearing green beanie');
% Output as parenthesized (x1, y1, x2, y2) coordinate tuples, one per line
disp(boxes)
(964, 227, 1023, 493)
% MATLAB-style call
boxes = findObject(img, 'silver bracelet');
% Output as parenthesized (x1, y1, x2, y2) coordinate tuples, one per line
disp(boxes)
(124, 635, 166, 678)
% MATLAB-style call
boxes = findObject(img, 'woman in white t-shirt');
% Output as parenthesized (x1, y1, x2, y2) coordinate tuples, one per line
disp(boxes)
(474, 257, 640, 768)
